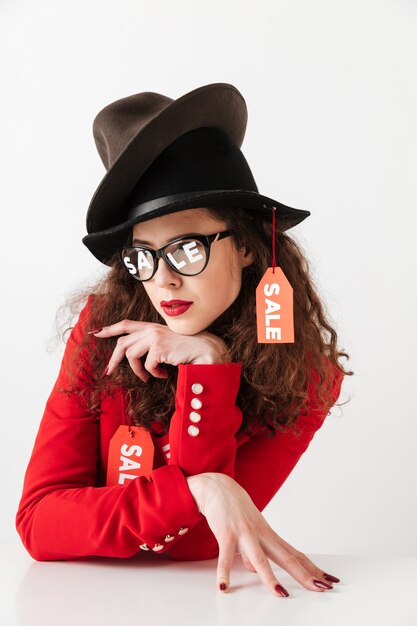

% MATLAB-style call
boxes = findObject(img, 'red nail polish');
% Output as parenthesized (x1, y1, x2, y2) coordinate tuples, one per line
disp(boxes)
(101, 365, 109, 378)
(219, 582, 227, 591)
(313, 579, 333, 589)
(323, 573, 340, 583)
(275, 584, 289, 597)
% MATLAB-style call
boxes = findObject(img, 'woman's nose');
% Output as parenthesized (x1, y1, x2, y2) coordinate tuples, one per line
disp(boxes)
(153, 257, 181, 286)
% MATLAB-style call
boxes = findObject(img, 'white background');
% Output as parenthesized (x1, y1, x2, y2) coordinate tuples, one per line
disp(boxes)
(1, 0, 416, 557)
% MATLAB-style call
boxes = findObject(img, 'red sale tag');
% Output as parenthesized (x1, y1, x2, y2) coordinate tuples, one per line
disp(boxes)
(106, 425, 154, 486)
(255, 266, 294, 343)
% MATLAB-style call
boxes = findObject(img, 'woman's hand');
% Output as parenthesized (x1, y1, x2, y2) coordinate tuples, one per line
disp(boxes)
(89, 320, 230, 381)
(186, 472, 339, 597)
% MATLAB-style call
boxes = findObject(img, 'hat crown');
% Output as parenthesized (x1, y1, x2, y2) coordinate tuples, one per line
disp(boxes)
(121, 126, 258, 229)
(92, 92, 174, 170)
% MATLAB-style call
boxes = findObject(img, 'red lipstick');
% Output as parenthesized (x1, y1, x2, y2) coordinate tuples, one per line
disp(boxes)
(160, 300, 193, 306)
(160, 300, 193, 317)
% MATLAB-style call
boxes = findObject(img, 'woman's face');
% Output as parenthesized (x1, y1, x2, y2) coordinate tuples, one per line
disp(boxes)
(131, 208, 254, 335)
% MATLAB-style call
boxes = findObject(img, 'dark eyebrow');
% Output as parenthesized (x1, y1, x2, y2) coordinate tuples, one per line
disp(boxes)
(132, 232, 200, 246)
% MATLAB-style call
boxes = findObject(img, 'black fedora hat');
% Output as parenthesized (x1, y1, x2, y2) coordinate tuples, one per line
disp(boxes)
(82, 83, 311, 265)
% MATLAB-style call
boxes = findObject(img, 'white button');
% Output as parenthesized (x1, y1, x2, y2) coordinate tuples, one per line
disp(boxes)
(188, 425, 199, 437)
(139, 543, 150, 550)
(164, 534, 175, 542)
(191, 397, 202, 409)
(191, 383, 204, 394)
(189, 411, 201, 423)
(178, 527, 189, 535)
(152, 543, 164, 551)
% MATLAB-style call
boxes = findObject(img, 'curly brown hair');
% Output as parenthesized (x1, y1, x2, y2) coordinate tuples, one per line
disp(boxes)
(50, 206, 353, 441)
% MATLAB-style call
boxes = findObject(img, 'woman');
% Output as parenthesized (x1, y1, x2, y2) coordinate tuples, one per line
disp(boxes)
(15, 83, 352, 598)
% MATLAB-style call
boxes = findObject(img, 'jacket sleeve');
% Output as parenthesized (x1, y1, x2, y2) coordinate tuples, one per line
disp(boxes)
(168, 362, 243, 477)
(15, 296, 204, 561)
(165, 358, 344, 561)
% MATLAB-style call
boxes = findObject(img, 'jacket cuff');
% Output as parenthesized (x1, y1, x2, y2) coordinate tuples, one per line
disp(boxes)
(134, 464, 205, 554)
(168, 362, 243, 477)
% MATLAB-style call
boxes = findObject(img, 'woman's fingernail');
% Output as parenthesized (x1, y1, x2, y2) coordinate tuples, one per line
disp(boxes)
(323, 573, 340, 583)
(219, 582, 227, 591)
(101, 365, 109, 377)
(87, 327, 103, 334)
(313, 579, 333, 589)
(275, 583, 290, 597)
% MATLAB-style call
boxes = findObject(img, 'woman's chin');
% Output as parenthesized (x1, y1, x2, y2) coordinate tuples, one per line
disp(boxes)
(165, 316, 211, 336)
(167, 323, 205, 336)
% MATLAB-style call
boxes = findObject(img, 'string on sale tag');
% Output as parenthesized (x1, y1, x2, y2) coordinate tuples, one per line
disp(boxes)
(255, 206, 295, 343)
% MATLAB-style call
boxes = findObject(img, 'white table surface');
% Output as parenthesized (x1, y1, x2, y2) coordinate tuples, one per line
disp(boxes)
(1, 544, 416, 626)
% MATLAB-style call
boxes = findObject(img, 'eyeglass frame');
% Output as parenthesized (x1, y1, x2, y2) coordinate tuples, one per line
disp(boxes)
(120, 230, 234, 282)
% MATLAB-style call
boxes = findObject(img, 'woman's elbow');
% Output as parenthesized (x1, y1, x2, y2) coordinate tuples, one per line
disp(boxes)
(15, 508, 61, 562)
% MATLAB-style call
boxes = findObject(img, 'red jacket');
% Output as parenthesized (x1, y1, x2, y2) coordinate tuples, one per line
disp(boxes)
(15, 295, 344, 561)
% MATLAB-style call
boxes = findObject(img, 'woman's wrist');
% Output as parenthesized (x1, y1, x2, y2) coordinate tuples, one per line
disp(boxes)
(191, 357, 222, 364)
(185, 473, 213, 514)
(191, 344, 233, 364)
(191, 351, 227, 364)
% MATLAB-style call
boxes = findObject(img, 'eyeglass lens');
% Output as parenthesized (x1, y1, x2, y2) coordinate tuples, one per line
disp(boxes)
(122, 238, 208, 280)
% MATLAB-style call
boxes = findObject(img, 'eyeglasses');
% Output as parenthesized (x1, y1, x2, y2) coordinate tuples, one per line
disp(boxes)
(120, 230, 234, 282)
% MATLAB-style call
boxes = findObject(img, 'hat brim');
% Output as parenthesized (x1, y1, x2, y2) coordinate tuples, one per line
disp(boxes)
(82, 189, 311, 266)
(86, 83, 248, 235)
